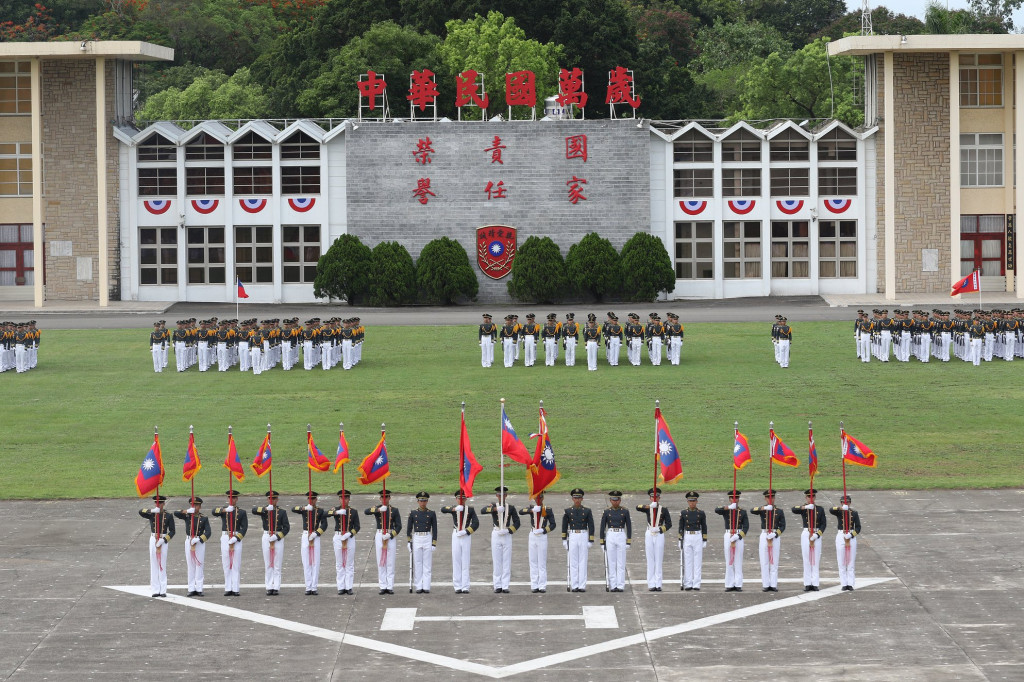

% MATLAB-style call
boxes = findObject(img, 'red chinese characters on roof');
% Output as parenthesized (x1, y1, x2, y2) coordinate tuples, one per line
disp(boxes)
(505, 71, 537, 108)
(455, 69, 489, 110)
(605, 66, 640, 109)
(557, 68, 588, 108)
(408, 69, 439, 112)
(565, 135, 587, 162)
(413, 137, 435, 165)
(357, 71, 388, 111)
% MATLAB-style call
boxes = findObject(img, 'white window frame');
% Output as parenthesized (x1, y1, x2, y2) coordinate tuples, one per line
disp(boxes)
(235, 225, 274, 284)
(960, 133, 1004, 187)
(818, 219, 857, 278)
(723, 220, 762, 279)
(282, 224, 321, 283)
(0, 142, 33, 196)
(959, 53, 1003, 108)
(139, 226, 178, 286)
(674, 221, 713, 279)
(770, 220, 810, 278)
(186, 226, 226, 284)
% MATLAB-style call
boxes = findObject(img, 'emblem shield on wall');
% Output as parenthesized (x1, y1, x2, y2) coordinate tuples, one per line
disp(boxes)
(476, 225, 517, 279)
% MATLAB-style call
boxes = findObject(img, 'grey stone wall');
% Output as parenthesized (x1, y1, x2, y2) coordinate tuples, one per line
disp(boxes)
(345, 120, 650, 302)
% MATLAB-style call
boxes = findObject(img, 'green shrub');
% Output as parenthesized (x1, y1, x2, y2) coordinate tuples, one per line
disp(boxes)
(619, 232, 676, 302)
(368, 241, 417, 306)
(507, 236, 570, 304)
(416, 237, 479, 304)
(565, 232, 623, 302)
(313, 234, 372, 304)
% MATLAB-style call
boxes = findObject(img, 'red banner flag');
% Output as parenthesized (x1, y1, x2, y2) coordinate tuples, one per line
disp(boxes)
(527, 407, 560, 497)
(333, 430, 350, 473)
(808, 429, 819, 477)
(655, 407, 683, 484)
(501, 405, 532, 465)
(223, 433, 245, 482)
(358, 435, 390, 485)
(459, 413, 483, 497)
(733, 430, 752, 470)
(950, 270, 980, 296)
(842, 430, 878, 467)
(135, 434, 165, 497)
(182, 431, 202, 482)
(307, 431, 330, 472)
(769, 428, 800, 467)
(251, 432, 272, 477)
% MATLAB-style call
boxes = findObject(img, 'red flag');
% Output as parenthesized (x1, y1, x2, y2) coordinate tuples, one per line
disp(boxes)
(655, 407, 683, 484)
(333, 430, 350, 473)
(135, 434, 165, 497)
(182, 431, 202, 482)
(808, 429, 819, 477)
(237, 277, 249, 299)
(251, 432, 272, 477)
(950, 270, 980, 296)
(842, 430, 878, 467)
(527, 407, 560, 497)
(307, 431, 330, 472)
(733, 430, 752, 470)
(358, 435, 390, 485)
(459, 413, 483, 497)
(501, 405, 532, 465)
(769, 428, 800, 467)
(223, 433, 245, 482)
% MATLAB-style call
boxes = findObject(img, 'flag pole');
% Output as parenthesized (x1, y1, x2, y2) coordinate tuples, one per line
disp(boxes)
(459, 402, 466, 531)
(227, 425, 234, 498)
(500, 398, 506, 499)
(978, 269, 982, 311)
(339, 422, 347, 535)
(266, 423, 273, 494)
(307, 423, 315, 570)
(154, 425, 162, 574)
(235, 268, 239, 321)
(189, 425, 197, 569)
(227, 424, 235, 571)
(767, 421, 775, 567)
(266, 423, 274, 571)
(653, 400, 659, 529)
(380, 423, 388, 570)
(840, 421, 851, 567)
(730, 421, 738, 567)
(808, 420, 815, 569)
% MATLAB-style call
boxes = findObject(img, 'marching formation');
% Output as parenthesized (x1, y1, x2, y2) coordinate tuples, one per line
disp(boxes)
(854, 308, 1024, 365)
(149, 317, 365, 374)
(479, 311, 684, 370)
(0, 320, 39, 373)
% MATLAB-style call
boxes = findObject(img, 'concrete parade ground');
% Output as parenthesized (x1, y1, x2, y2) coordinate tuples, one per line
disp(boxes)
(2, 489, 1021, 681)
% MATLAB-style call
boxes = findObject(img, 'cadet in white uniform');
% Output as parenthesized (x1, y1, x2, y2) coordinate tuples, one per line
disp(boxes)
(482, 486, 520, 593)
(521, 492, 557, 593)
(636, 487, 671, 591)
(442, 491, 480, 593)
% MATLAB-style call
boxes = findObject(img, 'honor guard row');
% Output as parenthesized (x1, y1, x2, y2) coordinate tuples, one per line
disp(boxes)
(483, 311, 684, 370)
(142, 487, 862, 596)
(770, 315, 792, 368)
(150, 317, 366, 374)
(855, 308, 1024, 365)
(1, 320, 39, 373)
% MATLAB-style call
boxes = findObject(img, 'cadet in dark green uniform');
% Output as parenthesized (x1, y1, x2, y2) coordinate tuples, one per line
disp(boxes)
(140, 495, 175, 597)
(791, 488, 827, 591)
(149, 322, 164, 373)
(482, 486, 521, 592)
(174, 497, 212, 597)
(637, 487, 672, 591)
(212, 490, 247, 596)
(600, 491, 631, 592)
(500, 315, 518, 368)
(562, 488, 595, 592)
(562, 313, 579, 366)
(678, 491, 708, 590)
(479, 313, 497, 368)
(407, 492, 438, 593)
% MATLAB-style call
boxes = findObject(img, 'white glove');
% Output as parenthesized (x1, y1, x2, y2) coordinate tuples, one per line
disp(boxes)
(844, 532, 853, 540)
(702, 541, 707, 548)
(562, 540, 569, 550)
(225, 505, 234, 512)
(304, 504, 314, 511)
(407, 542, 412, 550)
(532, 505, 541, 513)
(808, 534, 817, 543)
(155, 538, 165, 548)
(729, 534, 740, 543)
(455, 529, 468, 537)
(430, 545, 436, 552)
(337, 508, 347, 516)
(340, 532, 352, 541)
(532, 528, 544, 535)
(727, 502, 737, 510)
(649, 501, 657, 509)
(763, 504, 773, 511)
(647, 527, 657, 535)
(804, 504, 815, 510)
(496, 505, 505, 512)
(454, 505, 464, 512)
(308, 534, 317, 543)
(767, 532, 777, 540)
(377, 505, 387, 513)
(228, 536, 237, 545)
(266, 504, 274, 511)
(588, 541, 594, 547)
(150, 507, 160, 514)
(496, 528, 508, 536)
(268, 534, 277, 543)
(841, 504, 849, 511)
(190, 537, 200, 546)
(186, 507, 195, 514)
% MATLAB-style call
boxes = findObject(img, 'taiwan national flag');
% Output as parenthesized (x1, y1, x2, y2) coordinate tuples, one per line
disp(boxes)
(950, 271, 980, 296)
(358, 434, 390, 485)
(842, 430, 878, 468)
(769, 428, 800, 467)
(223, 433, 245, 482)
(237, 277, 249, 299)
(527, 407, 560, 497)
(333, 430, 350, 473)
(808, 430, 819, 477)
(733, 430, 752, 470)
(251, 432, 272, 478)
(459, 413, 483, 498)
(501, 405, 532, 465)
(135, 434, 165, 497)
(182, 431, 201, 482)
(655, 407, 683, 484)
(307, 431, 331, 472)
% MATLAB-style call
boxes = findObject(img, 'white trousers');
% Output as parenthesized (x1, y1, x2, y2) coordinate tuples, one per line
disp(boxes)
(491, 529, 512, 589)
(299, 532, 321, 591)
(648, 337, 662, 365)
(481, 338, 494, 367)
(682, 532, 703, 588)
(183, 538, 206, 592)
(1004, 332, 1016, 361)
(220, 535, 242, 593)
(586, 340, 598, 371)
(918, 335, 930, 362)
(151, 346, 162, 373)
(175, 342, 187, 372)
(216, 342, 228, 370)
(758, 531, 780, 588)
(503, 339, 515, 367)
(645, 529, 665, 589)
(604, 530, 626, 590)
(149, 536, 168, 595)
(321, 343, 331, 370)
(452, 531, 472, 591)
(564, 338, 577, 366)
(568, 532, 589, 590)
(524, 531, 548, 590)
(879, 331, 891, 361)
(198, 341, 210, 371)
(856, 334, 870, 363)
(800, 529, 822, 587)
(984, 333, 995, 361)
(250, 347, 263, 375)
(160, 342, 168, 368)
(723, 532, 744, 588)
(523, 335, 536, 366)
(343, 339, 354, 370)
(411, 534, 433, 591)
(238, 342, 250, 371)
(374, 532, 396, 590)
(971, 338, 983, 366)
(303, 341, 315, 370)
(835, 532, 857, 588)
(333, 533, 356, 591)
(261, 533, 284, 590)
(627, 338, 641, 365)
(607, 337, 621, 365)
(777, 340, 790, 368)
(668, 337, 682, 365)
(544, 337, 557, 365)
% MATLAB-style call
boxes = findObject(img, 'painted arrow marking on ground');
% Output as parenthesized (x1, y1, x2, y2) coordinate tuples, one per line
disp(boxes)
(106, 577, 895, 678)
(379, 605, 618, 630)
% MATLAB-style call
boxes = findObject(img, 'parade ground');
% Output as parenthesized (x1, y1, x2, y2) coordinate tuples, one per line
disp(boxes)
(2, 489, 1021, 681)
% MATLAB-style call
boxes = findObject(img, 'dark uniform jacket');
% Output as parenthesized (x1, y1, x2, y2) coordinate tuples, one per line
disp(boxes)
(599, 507, 632, 545)
(479, 323, 497, 341)
(790, 504, 827, 537)
(327, 505, 361, 534)
(139, 509, 176, 542)
(561, 506, 595, 542)
(635, 504, 672, 533)
(364, 505, 402, 537)
(829, 507, 862, 536)
(290, 505, 329, 537)
(173, 509, 212, 542)
(713, 505, 750, 537)
(750, 505, 787, 534)
(677, 508, 707, 541)
(583, 326, 601, 343)
(481, 503, 521, 533)
(251, 504, 290, 539)
(406, 508, 438, 546)
(441, 505, 481, 534)
(211, 506, 248, 541)
(519, 504, 557, 534)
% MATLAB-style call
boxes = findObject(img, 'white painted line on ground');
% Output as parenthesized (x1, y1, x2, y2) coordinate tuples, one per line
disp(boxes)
(156, 577, 842, 590)
(379, 605, 618, 631)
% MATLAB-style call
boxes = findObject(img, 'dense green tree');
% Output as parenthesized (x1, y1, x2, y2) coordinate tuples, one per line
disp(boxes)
(416, 237, 479, 304)
(565, 232, 622, 302)
(815, 7, 925, 41)
(313, 234, 373, 304)
(619, 232, 674, 302)
(734, 37, 863, 127)
(743, 0, 847, 48)
(507, 236, 570, 303)
(136, 64, 223, 105)
(674, 0, 742, 26)
(924, 0, 1007, 33)
(966, 0, 1020, 31)
(627, 0, 700, 66)
(137, 68, 270, 122)
(635, 38, 713, 119)
(368, 241, 417, 306)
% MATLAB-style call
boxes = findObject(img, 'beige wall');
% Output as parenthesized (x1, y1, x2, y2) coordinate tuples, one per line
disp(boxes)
(0, 116, 31, 141)
(0, 197, 32, 222)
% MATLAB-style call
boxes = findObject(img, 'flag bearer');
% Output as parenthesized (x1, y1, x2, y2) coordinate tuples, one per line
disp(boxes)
(791, 488, 827, 591)
(292, 492, 328, 595)
(750, 489, 786, 592)
(252, 491, 289, 595)
(173, 497, 211, 597)
(442, 491, 480, 593)
(407, 492, 438, 593)
(482, 486, 521, 593)
(830, 495, 862, 591)
(521, 491, 557, 593)
(479, 313, 497, 368)
(561, 488, 594, 592)
(139, 495, 175, 597)
(365, 490, 402, 594)
(329, 489, 360, 595)
(636, 487, 671, 591)
(714, 491, 749, 592)
(599, 491, 632, 592)
(677, 491, 708, 591)
(211, 490, 247, 596)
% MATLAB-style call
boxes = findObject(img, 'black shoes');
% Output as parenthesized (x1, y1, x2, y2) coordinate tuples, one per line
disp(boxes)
(532, 589, 539, 593)
(225, 591, 233, 596)
(379, 589, 387, 595)
(501, 589, 509, 594)
(195, 592, 204, 598)
(152, 593, 160, 598)
(538, 588, 546, 593)
(842, 585, 854, 591)
(725, 587, 743, 592)
(803, 586, 813, 592)
(423, 590, 430, 594)
(693, 588, 700, 592)
(683, 587, 693, 591)
(386, 589, 394, 595)
(187, 591, 197, 597)
(339, 590, 345, 595)
(494, 588, 502, 594)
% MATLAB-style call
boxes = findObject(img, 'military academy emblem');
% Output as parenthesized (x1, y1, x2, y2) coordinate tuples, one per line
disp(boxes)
(476, 225, 517, 279)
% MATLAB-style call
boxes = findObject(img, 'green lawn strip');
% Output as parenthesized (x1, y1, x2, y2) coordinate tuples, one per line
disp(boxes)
(2, 321, 1022, 499)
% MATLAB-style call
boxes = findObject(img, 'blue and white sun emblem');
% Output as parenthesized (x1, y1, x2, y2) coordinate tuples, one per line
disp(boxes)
(488, 240, 505, 257)
(542, 445, 554, 466)
(142, 458, 156, 472)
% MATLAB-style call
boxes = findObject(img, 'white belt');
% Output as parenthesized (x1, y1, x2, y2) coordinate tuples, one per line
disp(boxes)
(569, 529, 587, 533)
(413, 531, 431, 536)
(684, 530, 701, 534)
(606, 528, 624, 532)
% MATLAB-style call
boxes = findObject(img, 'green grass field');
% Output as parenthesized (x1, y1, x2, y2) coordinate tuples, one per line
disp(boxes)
(3, 321, 1022, 500)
